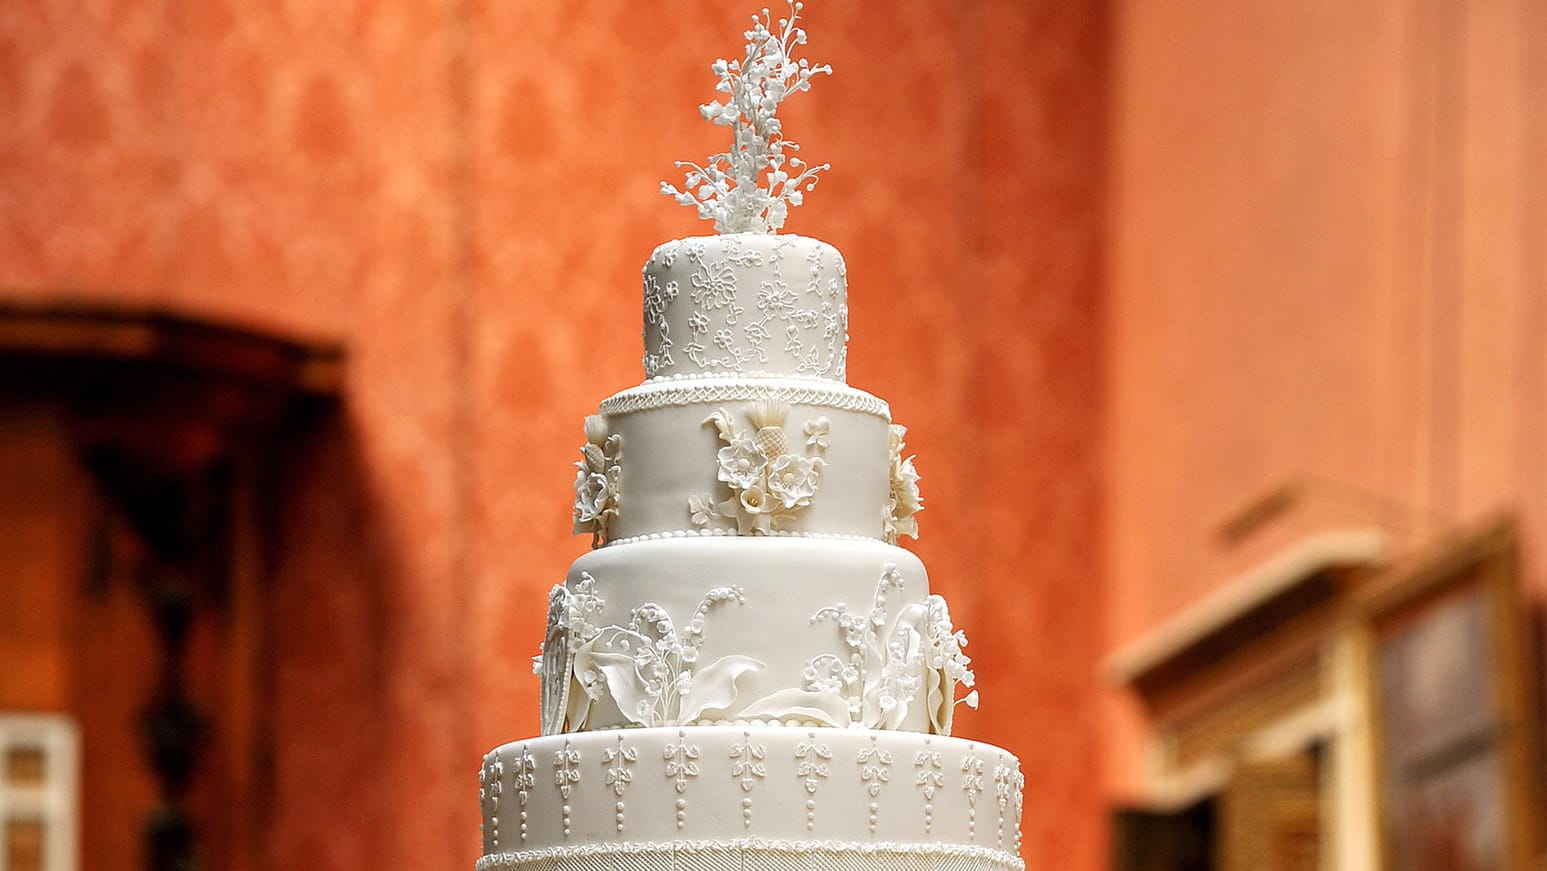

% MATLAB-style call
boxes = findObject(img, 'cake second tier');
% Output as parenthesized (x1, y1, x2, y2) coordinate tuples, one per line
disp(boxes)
(538, 537, 974, 736)
(576, 376, 904, 545)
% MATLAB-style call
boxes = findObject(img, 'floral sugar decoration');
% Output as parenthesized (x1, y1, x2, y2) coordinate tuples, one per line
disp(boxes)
(884, 424, 923, 544)
(734, 567, 978, 735)
(661, 1, 832, 234)
(572, 414, 623, 547)
(691, 400, 827, 535)
(553, 580, 765, 731)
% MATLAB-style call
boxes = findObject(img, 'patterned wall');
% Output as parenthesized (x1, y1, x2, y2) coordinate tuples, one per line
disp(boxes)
(1105, 0, 1547, 800)
(0, 2, 1106, 871)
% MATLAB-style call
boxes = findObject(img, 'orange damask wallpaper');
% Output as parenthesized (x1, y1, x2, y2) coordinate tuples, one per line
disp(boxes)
(0, 2, 1105, 871)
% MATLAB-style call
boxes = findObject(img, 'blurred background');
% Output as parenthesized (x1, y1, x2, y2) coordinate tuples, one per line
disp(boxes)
(0, 1, 1543, 870)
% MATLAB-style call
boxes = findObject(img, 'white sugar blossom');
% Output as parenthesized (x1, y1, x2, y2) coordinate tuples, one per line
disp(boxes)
(574, 472, 611, 523)
(803, 416, 830, 451)
(739, 485, 772, 515)
(804, 566, 923, 730)
(694, 405, 827, 535)
(551, 583, 764, 730)
(757, 282, 798, 315)
(767, 453, 824, 509)
(692, 259, 739, 309)
(688, 494, 717, 527)
(717, 437, 767, 490)
(921, 595, 978, 735)
(884, 424, 923, 543)
(893, 455, 922, 515)
(660, 0, 832, 234)
(572, 415, 623, 546)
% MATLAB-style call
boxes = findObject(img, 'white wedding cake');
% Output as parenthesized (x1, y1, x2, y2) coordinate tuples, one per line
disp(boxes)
(478, 5, 1024, 870)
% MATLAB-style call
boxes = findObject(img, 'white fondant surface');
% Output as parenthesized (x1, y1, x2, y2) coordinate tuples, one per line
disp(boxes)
(479, 727, 1024, 867)
(642, 234, 848, 381)
(555, 538, 934, 732)
(599, 379, 891, 543)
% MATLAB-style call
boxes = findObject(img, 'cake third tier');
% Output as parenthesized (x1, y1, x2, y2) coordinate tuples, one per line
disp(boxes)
(537, 538, 973, 736)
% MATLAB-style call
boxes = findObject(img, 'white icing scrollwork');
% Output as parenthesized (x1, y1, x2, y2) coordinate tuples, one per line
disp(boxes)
(962, 750, 985, 840)
(539, 565, 978, 735)
(537, 587, 573, 735)
(481, 753, 505, 847)
(641, 274, 680, 376)
(793, 734, 831, 794)
(572, 415, 623, 547)
(856, 739, 893, 797)
(993, 761, 1013, 850)
(915, 750, 943, 801)
(1011, 767, 1025, 853)
(665, 735, 702, 794)
(549, 580, 768, 731)
(729, 733, 768, 792)
(481, 732, 1028, 868)
(603, 736, 637, 798)
(644, 236, 848, 381)
(537, 576, 607, 736)
(690, 400, 827, 535)
(883, 424, 923, 544)
(921, 595, 978, 736)
(553, 740, 581, 800)
(736, 566, 977, 734)
(604, 734, 637, 833)
(513, 747, 536, 842)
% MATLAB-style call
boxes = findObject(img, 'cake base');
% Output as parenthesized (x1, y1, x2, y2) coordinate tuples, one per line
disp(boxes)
(479, 727, 1023, 870)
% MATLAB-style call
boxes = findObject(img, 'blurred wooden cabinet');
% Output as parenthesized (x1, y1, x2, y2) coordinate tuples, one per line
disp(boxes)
(1219, 753, 1321, 871)
(1110, 519, 1541, 871)
(0, 302, 340, 871)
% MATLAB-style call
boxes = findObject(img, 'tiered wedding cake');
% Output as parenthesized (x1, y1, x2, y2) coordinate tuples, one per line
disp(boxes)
(478, 5, 1024, 870)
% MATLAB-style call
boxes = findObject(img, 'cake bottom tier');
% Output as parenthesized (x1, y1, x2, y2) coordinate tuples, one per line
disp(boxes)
(478, 728, 1023, 871)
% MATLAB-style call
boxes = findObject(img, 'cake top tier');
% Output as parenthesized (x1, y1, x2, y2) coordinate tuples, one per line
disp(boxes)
(642, 233, 847, 381)
(645, 2, 843, 381)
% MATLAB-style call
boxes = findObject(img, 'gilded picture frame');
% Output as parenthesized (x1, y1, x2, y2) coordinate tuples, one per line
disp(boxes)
(1362, 518, 1539, 871)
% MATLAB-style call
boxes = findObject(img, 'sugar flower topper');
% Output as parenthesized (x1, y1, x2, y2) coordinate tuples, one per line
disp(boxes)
(661, 1, 832, 234)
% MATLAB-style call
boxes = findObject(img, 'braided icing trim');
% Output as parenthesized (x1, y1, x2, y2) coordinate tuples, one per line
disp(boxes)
(600, 379, 890, 420)
(642, 369, 846, 386)
(602, 528, 881, 548)
(478, 839, 1024, 871)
